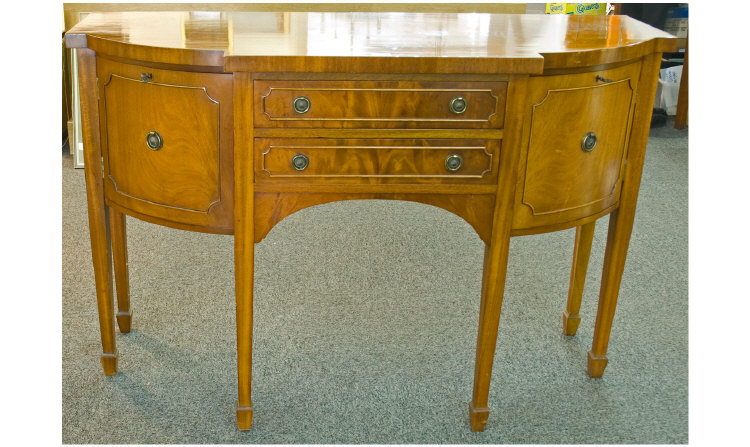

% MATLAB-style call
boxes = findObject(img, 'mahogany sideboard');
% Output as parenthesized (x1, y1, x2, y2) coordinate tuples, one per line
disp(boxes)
(66, 11, 675, 431)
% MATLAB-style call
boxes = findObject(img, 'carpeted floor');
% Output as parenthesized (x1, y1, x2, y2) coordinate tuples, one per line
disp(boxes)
(62, 120, 688, 444)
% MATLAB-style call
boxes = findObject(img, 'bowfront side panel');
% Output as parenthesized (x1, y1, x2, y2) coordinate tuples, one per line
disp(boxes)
(512, 62, 641, 233)
(97, 58, 234, 233)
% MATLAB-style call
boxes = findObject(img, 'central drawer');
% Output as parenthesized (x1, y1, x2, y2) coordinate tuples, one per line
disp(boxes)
(254, 80, 507, 129)
(255, 138, 500, 185)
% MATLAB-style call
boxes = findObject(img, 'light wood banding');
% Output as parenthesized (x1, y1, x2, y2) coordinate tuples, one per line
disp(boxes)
(255, 80, 506, 129)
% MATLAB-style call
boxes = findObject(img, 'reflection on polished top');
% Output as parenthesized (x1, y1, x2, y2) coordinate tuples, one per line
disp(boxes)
(66, 12, 675, 72)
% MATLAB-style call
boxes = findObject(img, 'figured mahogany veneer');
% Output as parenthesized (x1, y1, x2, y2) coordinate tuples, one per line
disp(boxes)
(97, 58, 234, 233)
(67, 11, 675, 433)
(255, 138, 499, 184)
(255, 80, 507, 129)
(513, 62, 641, 233)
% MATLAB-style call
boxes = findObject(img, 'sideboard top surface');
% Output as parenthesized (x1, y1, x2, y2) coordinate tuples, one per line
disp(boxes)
(66, 11, 675, 73)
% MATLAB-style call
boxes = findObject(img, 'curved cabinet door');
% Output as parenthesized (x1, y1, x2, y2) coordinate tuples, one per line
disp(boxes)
(512, 62, 641, 233)
(97, 58, 233, 233)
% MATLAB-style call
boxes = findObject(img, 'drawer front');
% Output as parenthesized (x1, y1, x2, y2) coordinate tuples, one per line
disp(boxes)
(254, 80, 507, 129)
(513, 62, 642, 230)
(97, 58, 233, 231)
(255, 138, 500, 185)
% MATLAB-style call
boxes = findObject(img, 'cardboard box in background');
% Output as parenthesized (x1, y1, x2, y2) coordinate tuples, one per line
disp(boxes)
(664, 6, 688, 38)
(546, 3, 607, 15)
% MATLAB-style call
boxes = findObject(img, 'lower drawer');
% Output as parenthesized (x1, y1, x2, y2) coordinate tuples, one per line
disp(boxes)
(254, 138, 500, 185)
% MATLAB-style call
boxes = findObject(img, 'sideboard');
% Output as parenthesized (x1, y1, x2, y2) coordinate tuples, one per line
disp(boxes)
(66, 11, 675, 431)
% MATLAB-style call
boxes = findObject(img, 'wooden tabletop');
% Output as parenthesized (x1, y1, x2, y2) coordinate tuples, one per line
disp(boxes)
(66, 11, 675, 73)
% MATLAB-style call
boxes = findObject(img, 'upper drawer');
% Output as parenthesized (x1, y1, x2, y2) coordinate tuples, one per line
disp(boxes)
(254, 80, 507, 129)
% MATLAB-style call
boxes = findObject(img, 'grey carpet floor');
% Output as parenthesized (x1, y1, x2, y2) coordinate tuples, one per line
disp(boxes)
(62, 120, 688, 444)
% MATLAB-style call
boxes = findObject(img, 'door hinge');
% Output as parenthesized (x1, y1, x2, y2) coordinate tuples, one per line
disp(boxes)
(101, 156, 105, 178)
(96, 77, 100, 100)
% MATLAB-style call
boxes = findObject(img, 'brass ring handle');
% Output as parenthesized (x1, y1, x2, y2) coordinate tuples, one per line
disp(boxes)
(449, 96, 467, 114)
(291, 153, 309, 171)
(293, 96, 311, 114)
(581, 132, 597, 152)
(146, 131, 163, 151)
(445, 153, 463, 172)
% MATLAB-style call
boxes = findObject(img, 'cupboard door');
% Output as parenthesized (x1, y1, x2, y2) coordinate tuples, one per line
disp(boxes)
(513, 62, 641, 232)
(98, 58, 233, 233)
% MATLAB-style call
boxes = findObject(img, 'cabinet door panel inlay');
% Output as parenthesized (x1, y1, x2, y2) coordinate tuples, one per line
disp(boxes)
(102, 73, 222, 213)
(522, 79, 635, 216)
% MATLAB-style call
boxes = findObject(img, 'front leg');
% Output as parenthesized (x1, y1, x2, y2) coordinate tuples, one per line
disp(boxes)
(234, 72, 255, 430)
(78, 48, 118, 375)
(468, 74, 528, 431)
(469, 240, 512, 432)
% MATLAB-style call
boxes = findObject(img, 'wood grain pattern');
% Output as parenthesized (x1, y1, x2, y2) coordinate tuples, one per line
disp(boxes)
(563, 221, 596, 336)
(66, 12, 675, 73)
(252, 128, 505, 140)
(255, 139, 498, 184)
(97, 57, 234, 233)
(233, 72, 255, 430)
(110, 208, 132, 334)
(469, 74, 529, 432)
(254, 80, 506, 129)
(254, 192, 496, 245)
(67, 10, 673, 432)
(512, 62, 641, 232)
(588, 53, 663, 378)
(78, 48, 118, 376)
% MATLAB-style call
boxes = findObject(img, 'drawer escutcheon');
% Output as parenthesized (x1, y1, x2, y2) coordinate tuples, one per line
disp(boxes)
(445, 153, 464, 171)
(291, 153, 310, 170)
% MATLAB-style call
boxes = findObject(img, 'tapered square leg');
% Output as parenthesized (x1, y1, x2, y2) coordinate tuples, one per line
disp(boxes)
(78, 48, 118, 376)
(563, 221, 595, 336)
(586, 53, 663, 379)
(469, 243, 511, 432)
(588, 210, 632, 379)
(234, 72, 255, 431)
(110, 208, 132, 333)
(468, 76, 527, 431)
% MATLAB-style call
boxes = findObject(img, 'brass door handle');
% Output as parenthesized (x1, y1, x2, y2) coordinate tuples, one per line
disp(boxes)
(581, 132, 597, 152)
(445, 153, 463, 171)
(291, 153, 309, 170)
(449, 96, 467, 114)
(146, 131, 163, 150)
(293, 96, 311, 114)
